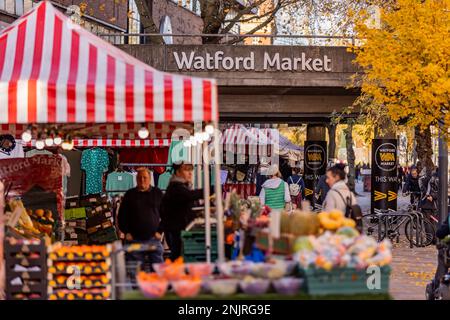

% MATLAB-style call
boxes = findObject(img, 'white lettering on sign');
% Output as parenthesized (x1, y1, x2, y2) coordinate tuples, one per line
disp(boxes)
(173, 51, 332, 72)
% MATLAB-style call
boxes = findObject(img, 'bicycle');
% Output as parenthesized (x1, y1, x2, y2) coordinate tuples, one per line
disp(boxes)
(403, 192, 437, 246)
(362, 207, 435, 247)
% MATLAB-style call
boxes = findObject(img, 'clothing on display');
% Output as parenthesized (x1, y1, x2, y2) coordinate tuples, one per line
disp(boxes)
(62, 150, 83, 197)
(81, 148, 110, 195)
(0, 180, 4, 212)
(118, 148, 169, 174)
(0, 135, 24, 159)
(25, 149, 53, 157)
(106, 172, 136, 196)
(158, 171, 172, 191)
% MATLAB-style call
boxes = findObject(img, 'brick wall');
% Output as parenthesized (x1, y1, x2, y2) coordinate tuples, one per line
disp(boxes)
(152, 0, 203, 44)
(51, 0, 129, 30)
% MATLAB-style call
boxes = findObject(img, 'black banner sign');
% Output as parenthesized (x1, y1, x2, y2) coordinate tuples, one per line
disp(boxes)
(303, 140, 327, 205)
(371, 139, 398, 214)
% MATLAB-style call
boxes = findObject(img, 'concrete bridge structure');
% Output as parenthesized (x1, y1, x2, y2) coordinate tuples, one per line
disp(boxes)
(118, 44, 360, 123)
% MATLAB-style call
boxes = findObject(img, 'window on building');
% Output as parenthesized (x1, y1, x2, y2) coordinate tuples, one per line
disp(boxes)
(160, 15, 173, 45)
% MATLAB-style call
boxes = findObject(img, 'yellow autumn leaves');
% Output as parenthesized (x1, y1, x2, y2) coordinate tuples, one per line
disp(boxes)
(351, 0, 450, 131)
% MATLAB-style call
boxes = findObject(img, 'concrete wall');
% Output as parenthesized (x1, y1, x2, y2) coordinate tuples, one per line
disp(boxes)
(118, 44, 360, 120)
(119, 44, 359, 87)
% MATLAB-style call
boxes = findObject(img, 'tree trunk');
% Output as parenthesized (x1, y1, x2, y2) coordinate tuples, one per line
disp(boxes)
(344, 122, 356, 193)
(415, 126, 434, 175)
(327, 123, 337, 161)
(134, 0, 164, 44)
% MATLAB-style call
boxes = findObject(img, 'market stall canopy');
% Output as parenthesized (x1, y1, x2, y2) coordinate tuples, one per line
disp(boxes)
(0, 1, 218, 127)
(221, 124, 303, 161)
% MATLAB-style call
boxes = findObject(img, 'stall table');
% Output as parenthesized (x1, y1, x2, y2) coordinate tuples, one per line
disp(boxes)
(122, 291, 391, 300)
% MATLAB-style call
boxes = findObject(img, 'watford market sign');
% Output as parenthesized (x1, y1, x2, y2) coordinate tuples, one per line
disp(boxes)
(173, 50, 332, 72)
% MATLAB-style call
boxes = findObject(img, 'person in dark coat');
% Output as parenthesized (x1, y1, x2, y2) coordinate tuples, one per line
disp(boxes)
(428, 213, 450, 299)
(118, 168, 164, 265)
(402, 167, 421, 205)
(160, 162, 204, 261)
(315, 174, 330, 205)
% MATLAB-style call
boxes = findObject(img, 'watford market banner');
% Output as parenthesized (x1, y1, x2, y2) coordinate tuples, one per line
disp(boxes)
(371, 139, 398, 214)
(303, 141, 327, 205)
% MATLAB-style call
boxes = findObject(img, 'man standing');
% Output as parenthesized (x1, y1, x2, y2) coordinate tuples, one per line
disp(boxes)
(118, 168, 164, 264)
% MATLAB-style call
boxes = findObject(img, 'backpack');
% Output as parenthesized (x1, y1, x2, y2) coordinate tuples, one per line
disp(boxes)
(332, 189, 363, 233)
(288, 176, 302, 197)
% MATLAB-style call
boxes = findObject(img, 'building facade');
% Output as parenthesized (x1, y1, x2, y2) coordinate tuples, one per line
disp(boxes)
(0, 0, 129, 37)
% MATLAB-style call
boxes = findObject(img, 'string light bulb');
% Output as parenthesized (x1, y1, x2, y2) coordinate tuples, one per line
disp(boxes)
(21, 130, 32, 143)
(205, 125, 214, 135)
(36, 139, 45, 150)
(138, 125, 149, 139)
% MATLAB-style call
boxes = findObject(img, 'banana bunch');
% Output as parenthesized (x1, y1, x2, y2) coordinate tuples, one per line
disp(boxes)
(8, 199, 41, 235)
(318, 210, 356, 231)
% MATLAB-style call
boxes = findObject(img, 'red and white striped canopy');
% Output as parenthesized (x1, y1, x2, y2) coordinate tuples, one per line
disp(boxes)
(25, 138, 171, 148)
(0, 1, 218, 125)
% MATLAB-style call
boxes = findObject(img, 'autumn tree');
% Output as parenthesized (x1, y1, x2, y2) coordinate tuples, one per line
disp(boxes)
(351, 0, 450, 173)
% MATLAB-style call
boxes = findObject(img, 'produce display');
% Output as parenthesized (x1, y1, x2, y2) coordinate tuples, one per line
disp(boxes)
(137, 258, 302, 299)
(6, 199, 56, 240)
(4, 237, 47, 300)
(294, 230, 392, 270)
(318, 210, 356, 231)
(47, 244, 112, 300)
(64, 194, 117, 245)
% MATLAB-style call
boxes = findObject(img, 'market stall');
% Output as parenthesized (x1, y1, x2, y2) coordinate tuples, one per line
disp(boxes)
(119, 194, 392, 300)
(220, 124, 303, 198)
(0, 1, 225, 299)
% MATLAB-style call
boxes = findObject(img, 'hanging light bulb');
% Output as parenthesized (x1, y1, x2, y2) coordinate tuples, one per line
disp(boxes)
(36, 139, 45, 150)
(189, 136, 197, 147)
(21, 129, 32, 143)
(183, 140, 191, 148)
(201, 132, 210, 141)
(138, 125, 149, 139)
(205, 124, 214, 135)
(66, 140, 74, 151)
(194, 132, 203, 143)
(53, 136, 62, 146)
(45, 136, 54, 147)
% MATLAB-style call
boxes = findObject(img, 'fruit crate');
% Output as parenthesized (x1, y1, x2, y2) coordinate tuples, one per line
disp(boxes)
(181, 230, 217, 255)
(255, 231, 295, 255)
(299, 266, 391, 296)
(4, 239, 48, 300)
(183, 254, 218, 263)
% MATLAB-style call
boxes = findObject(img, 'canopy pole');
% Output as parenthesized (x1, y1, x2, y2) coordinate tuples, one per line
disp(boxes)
(202, 141, 211, 263)
(212, 121, 225, 263)
(196, 142, 202, 189)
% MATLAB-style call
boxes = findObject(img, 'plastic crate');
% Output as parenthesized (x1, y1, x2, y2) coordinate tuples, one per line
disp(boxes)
(300, 266, 391, 296)
(181, 230, 217, 255)
(183, 254, 218, 263)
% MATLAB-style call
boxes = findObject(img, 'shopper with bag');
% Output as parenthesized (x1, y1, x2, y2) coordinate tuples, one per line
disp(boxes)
(287, 167, 305, 209)
(259, 164, 291, 211)
(322, 164, 363, 232)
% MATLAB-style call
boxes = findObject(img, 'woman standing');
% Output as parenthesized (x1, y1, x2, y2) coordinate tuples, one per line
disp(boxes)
(259, 164, 291, 210)
(322, 164, 357, 213)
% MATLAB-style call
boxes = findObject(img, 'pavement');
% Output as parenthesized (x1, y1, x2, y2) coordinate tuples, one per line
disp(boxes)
(355, 181, 436, 300)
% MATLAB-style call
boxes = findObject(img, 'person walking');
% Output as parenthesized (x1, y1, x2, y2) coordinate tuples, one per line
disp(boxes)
(322, 164, 358, 214)
(402, 166, 421, 206)
(397, 164, 405, 191)
(259, 164, 291, 211)
(160, 162, 204, 261)
(355, 163, 361, 182)
(118, 168, 164, 266)
(287, 167, 305, 209)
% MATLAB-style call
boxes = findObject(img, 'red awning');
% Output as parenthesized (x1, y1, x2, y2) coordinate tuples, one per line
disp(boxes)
(0, 1, 218, 125)
(25, 138, 171, 148)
